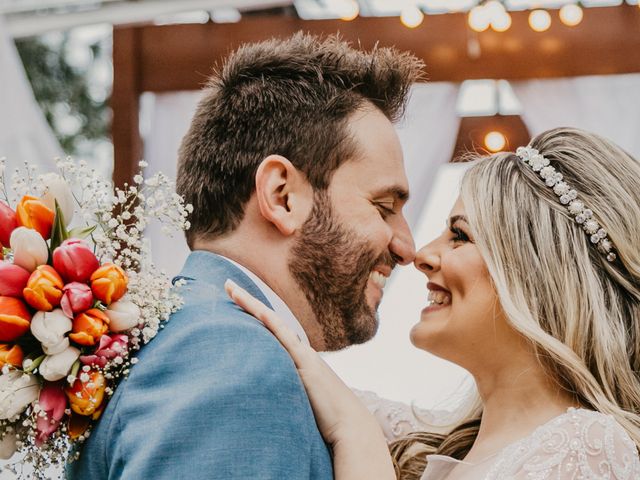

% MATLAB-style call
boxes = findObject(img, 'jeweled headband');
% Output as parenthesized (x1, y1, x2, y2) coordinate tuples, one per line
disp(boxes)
(515, 146, 617, 263)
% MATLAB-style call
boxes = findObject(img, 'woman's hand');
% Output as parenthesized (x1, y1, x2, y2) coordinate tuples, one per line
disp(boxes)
(225, 279, 396, 480)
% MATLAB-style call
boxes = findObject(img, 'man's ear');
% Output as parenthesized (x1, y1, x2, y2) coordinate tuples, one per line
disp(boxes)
(255, 155, 312, 236)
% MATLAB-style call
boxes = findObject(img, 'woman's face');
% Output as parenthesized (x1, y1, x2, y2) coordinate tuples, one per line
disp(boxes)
(410, 197, 514, 371)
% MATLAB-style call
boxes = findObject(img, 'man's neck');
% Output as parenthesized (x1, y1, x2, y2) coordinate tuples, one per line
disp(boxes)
(191, 236, 327, 350)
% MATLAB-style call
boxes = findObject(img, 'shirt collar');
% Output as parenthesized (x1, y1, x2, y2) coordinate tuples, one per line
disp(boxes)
(221, 256, 310, 346)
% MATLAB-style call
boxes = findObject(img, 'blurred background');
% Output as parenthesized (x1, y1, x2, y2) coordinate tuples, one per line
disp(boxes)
(1, 0, 640, 414)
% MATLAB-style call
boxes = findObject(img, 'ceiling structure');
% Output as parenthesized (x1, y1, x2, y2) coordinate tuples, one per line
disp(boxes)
(2, 0, 637, 37)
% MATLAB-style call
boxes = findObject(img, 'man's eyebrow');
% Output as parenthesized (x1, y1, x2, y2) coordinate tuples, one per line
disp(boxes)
(448, 215, 469, 227)
(373, 186, 410, 202)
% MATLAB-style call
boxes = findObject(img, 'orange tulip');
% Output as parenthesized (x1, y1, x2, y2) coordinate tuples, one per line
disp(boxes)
(23, 265, 64, 311)
(65, 369, 106, 416)
(67, 399, 105, 439)
(69, 308, 109, 346)
(90, 264, 128, 305)
(16, 195, 55, 240)
(0, 296, 32, 342)
(0, 344, 23, 368)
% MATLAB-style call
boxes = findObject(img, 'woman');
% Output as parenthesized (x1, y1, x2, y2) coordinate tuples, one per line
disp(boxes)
(226, 127, 640, 479)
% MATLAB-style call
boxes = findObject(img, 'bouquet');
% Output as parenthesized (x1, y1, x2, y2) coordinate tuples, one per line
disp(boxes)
(0, 158, 191, 478)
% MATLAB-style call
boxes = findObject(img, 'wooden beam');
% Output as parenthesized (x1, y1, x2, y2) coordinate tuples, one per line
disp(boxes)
(452, 115, 531, 162)
(111, 26, 142, 188)
(120, 5, 640, 93)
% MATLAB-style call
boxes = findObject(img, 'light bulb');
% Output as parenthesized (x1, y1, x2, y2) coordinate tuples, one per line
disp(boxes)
(468, 5, 490, 32)
(529, 9, 551, 32)
(338, 0, 359, 21)
(401, 6, 424, 28)
(485, 131, 507, 152)
(559, 4, 583, 27)
(491, 12, 512, 32)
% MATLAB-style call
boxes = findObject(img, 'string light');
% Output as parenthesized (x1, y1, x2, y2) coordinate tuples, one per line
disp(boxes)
(491, 11, 512, 32)
(485, 131, 507, 152)
(529, 9, 551, 32)
(337, 0, 359, 21)
(468, 5, 491, 32)
(559, 4, 583, 26)
(401, 5, 424, 28)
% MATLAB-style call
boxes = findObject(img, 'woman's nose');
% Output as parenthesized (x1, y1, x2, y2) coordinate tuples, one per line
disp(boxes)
(414, 240, 440, 274)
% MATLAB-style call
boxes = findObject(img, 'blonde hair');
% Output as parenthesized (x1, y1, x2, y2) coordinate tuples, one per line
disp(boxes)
(392, 127, 640, 478)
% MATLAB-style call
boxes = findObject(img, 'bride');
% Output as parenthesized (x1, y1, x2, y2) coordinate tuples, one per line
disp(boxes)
(226, 127, 640, 479)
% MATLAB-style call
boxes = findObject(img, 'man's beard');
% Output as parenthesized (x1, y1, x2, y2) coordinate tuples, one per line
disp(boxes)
(289, 191, 395, 351)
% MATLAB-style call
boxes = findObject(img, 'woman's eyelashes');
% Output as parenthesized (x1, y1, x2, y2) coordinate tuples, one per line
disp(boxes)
(449, 225, 471, 244)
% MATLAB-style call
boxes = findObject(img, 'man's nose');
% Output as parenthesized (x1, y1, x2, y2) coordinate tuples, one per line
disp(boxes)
(389, 215, 415, 266)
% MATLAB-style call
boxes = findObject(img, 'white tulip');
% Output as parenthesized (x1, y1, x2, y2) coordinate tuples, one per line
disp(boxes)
(0, 430, 17, 460)
(41, 173, 74, 226)
(39, 346, 80, 382)
(9, 227, 48, 272)
(30, 309, 72, 355)
(106, 299, 140, 332)
(0, 371, 40, 420)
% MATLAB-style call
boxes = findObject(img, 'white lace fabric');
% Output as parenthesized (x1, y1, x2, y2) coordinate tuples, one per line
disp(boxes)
(422, 408, 640, 480)
(352, 391, 640, 480)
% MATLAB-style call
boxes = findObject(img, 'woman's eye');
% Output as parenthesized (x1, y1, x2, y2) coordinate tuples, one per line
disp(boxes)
(449, 226, 470, 243)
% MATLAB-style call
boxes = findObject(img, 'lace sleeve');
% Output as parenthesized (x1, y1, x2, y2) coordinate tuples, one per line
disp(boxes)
(352, 389, 452, 443)
(507, 409, 640, 480)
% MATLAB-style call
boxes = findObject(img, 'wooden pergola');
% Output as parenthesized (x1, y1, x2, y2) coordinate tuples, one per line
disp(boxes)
(112, 4, 640, 187)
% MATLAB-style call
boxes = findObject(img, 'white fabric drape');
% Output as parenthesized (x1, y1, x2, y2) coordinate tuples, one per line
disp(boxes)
(512, 74, 640, 158)
(0, 16, 62, 176)
(142, 83, 461, 279)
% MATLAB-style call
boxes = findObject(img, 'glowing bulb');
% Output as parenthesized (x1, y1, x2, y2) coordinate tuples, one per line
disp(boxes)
(338, 0, 359, 21)
(484, 0, 506, 17)
(491, 12, 512, 32)
(400, 6, 424, 28)
(529, 9, 551, 32)
(468, 5, 490, 32)
(485, 131, 506, 152)
(559, 4, 583, 27)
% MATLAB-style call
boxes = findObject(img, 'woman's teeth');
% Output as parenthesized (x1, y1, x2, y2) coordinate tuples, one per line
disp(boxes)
(427, 290, 451, 306)
(369, 271, 387, 289)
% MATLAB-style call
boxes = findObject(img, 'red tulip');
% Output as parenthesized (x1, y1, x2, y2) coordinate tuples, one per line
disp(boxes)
(0, 296, 32, 342)
(35, 383, 67, 446)
(0, 262, 30, 298)
(80, 334, 128, 368)
(53, 239, 100, 284)
(0, 202, 17, 248)
(60, 282, 94, 318)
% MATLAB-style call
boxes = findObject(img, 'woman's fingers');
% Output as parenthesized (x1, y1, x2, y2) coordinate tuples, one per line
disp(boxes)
(224, 279, 308, 362)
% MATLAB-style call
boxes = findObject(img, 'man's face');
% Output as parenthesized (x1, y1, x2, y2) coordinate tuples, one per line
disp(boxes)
(289, 106, 415, 351)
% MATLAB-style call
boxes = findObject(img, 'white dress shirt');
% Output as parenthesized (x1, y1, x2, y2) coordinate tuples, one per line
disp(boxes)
(222, 256, 310, 346)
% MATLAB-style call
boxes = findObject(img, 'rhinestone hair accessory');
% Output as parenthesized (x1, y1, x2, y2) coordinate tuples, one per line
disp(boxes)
(515, 146, 617, 263)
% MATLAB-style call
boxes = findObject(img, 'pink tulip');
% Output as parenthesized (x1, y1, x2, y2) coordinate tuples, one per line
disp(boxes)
(0, 263, 30, 298)
(60, 282, 94, 318)
(80, 334, 128, 368)
(35, 383, 67, 445)
(0, 202, 17, 248)
(52, 239, 100, 283)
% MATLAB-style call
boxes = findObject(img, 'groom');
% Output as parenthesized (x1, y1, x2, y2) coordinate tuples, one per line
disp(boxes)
(69, 33, 421, 479)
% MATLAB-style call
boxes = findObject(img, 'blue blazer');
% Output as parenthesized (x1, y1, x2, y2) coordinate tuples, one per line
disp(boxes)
(68, 251, 333, 479)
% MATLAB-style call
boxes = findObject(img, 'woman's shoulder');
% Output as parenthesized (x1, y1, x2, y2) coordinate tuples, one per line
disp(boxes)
(352, 389, 454, 442)
(495, 408, 640, 480)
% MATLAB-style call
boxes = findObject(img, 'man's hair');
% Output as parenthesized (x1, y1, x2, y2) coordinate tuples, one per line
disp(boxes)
(177, 33, 423, 246)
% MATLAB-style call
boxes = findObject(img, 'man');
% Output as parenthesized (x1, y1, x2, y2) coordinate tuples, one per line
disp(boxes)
(69, 33, 422, 479)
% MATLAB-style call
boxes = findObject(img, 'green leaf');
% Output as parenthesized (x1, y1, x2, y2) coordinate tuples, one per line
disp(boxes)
(23, 354, 45, 374)
(49, 199, 69, 257)
(68, 225, 97, 239)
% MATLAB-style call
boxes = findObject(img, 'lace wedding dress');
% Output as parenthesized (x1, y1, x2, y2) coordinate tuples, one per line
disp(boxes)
(354, 390, 640, 480)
